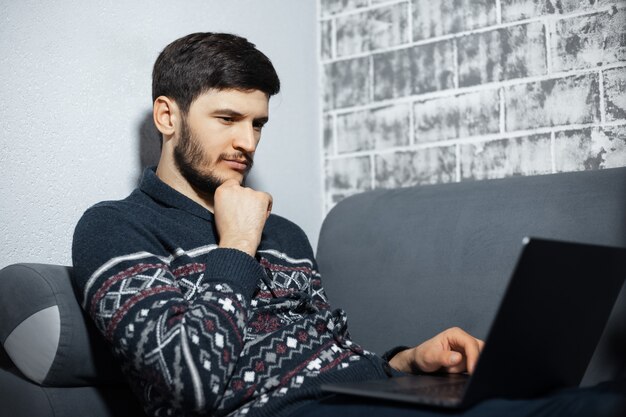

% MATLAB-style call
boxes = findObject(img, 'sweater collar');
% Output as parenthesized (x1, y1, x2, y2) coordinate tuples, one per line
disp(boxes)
(139, 167, 215, 222)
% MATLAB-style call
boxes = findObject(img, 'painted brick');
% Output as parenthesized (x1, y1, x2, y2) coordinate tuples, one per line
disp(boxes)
(324, 57, 370, 110)
(324, 114, 334, 156)
(501, 0, 620, 22)
(411, 0, 498, 41)
(320, 0, 369, 17)
(604, 67, 626, 121)
(505, 74, 600, 131)
(373, 47, 413, 100)
(373, 40, 455, 100)
(321, 19, 333, 60)
(337, 110, 375, 153)
(413, 89, 500, 143)
(375, 147, 456, 188)
(552, 9, 626, 71)
(557, 0, 620, 13)
(337, 104, 411, 153)
(458, 22, 546, 87)
(410, 41, 456, 95)
(501, 0, 546, 21)
(336, 2, 409, 57)
(554, 127, 626, 171)
(326, 156, 372, 204)
(460, 135, 552, 180)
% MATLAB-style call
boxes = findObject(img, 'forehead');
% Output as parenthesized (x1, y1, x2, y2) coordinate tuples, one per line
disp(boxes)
(190, 89, 269, 115)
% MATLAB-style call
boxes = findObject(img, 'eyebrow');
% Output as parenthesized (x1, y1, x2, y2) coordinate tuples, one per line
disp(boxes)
(213, 108, 269, 124)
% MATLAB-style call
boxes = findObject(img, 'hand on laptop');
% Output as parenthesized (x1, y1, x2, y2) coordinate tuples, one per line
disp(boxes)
(388, 327, 484, 375)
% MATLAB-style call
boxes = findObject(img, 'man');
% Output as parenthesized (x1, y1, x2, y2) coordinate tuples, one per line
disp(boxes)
(72, 33, 623, 417)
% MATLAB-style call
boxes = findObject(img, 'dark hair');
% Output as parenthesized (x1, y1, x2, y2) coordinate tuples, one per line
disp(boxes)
(152, 32, 280, 113)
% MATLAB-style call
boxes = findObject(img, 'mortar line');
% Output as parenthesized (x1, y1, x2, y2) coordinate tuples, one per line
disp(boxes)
(407, 0, 414, 43)
(495, 0, 502, 24)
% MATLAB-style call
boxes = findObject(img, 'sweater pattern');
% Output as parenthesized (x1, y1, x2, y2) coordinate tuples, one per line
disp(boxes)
(72, 169, 388, 417)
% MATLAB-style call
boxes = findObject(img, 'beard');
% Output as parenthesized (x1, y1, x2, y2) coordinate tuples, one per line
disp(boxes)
(173, 117, 253, 196)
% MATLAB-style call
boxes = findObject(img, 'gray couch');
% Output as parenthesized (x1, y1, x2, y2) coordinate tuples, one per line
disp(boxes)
(1, 167, 625, 416)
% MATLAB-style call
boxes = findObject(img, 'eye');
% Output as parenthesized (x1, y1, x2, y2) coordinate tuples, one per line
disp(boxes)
(253, 121, 266, 131)
(219, 117, 234, 123)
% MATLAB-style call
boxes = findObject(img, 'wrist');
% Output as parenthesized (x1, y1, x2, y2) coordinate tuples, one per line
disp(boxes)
(218, 238, 257, 257)
(388, 348, 413, 373)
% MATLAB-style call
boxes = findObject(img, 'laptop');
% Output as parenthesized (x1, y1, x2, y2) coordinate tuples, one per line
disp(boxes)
(321, 237, 626, 409)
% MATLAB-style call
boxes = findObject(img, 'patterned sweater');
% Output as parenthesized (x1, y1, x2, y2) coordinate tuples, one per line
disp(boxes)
(72, 168, 393, 417)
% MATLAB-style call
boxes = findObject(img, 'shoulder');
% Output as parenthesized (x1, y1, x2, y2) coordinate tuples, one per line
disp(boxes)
(75, 190, 152, 231)
(72, 191, 163, 264)
(262, 214, 315, 259)
(265, 213, 308, 241)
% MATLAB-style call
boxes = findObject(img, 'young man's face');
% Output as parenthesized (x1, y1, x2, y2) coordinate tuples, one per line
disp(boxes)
(173, 89, 269, 195)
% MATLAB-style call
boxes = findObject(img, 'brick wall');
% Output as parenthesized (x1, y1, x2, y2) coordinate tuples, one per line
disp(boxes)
(319, 0, 626, 211)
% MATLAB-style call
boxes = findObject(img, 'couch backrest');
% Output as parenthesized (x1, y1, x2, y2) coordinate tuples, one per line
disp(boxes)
(316, 167, 626, 386)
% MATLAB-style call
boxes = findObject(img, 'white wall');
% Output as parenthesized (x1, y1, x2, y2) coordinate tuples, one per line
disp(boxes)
(0, 0, 321, 268)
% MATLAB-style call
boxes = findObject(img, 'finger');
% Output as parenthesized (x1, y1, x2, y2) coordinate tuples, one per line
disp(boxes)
(221, 178, 240, 187)
(457, 337, 480, 374)
(447, 328, 480, 374)
(476, 338, 485, 352)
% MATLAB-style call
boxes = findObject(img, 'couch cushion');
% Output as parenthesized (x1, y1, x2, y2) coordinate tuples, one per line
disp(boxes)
(0, 264, 123, 386)
(0, 362, 146, 417)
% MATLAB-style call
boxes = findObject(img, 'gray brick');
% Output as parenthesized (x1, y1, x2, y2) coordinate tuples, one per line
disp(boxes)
(321, 20, 333, 60)
(505, 74, 600, 131)
(557, 0, 620, 13)
(458, 22, 546, 87)
(337, 104, 411, 153)
(460, 135, 552, 180)
(412, 0, 498, 41)
(414, 89, 500, 143)
(604, 67, 626, 121)
(375, 147, 456, 188)
(324, 57, 371, 110)
(373, 48, 413, 100)
(502, 0, 620, 22)
(337, 110, 375, 153)
(336, 3, 409, 57)
(501, 0, 546, 21)
(554, 127, 626, 172)
(324, 114, 334, 156)
(326, 156, 372, 204)
(320, 0, 369, 17)
(410, 41, 456, 95)
(373, 41, 455, 100)
(552, 9, 626, 72)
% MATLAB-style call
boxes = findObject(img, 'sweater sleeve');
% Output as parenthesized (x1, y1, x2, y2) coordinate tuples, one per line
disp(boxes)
(71, 205, 265, 415)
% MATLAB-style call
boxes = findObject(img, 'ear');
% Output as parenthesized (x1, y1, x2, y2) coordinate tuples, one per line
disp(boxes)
(153, 96, 179, 138)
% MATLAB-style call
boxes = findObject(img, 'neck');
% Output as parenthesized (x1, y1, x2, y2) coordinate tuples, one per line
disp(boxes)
(155, 153, 215, 213)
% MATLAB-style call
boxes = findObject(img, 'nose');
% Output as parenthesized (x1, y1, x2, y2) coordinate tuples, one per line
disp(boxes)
(232, 123, 258, 154)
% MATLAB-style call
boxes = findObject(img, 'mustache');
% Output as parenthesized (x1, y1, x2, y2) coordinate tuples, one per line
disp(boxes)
(218, 152, 254, 169)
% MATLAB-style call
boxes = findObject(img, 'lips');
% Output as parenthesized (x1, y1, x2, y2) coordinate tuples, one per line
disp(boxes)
(223, 159, 250, 172)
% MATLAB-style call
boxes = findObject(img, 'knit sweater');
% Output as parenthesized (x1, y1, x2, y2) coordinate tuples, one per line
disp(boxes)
(71, 168, 393, 417)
